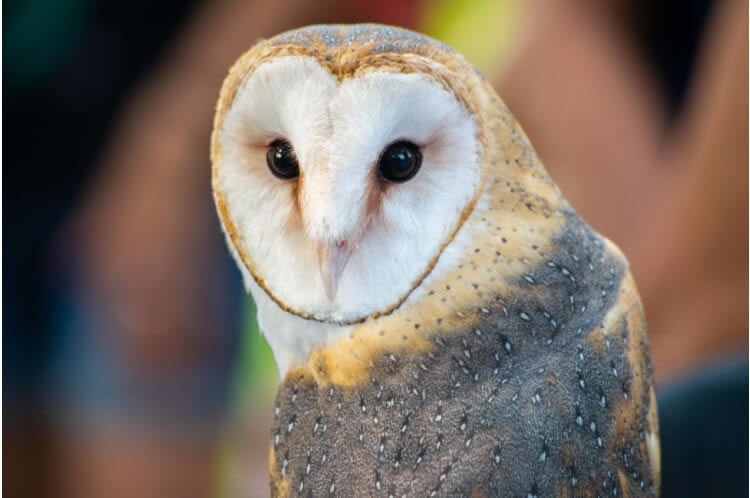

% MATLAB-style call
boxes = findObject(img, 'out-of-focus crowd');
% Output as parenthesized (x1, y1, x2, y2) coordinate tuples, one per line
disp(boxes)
(4, 1, 746, 497)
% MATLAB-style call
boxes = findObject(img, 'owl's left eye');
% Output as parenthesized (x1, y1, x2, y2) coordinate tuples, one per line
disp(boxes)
(378, 141, 422, 183)
(266, 139, 299, 179)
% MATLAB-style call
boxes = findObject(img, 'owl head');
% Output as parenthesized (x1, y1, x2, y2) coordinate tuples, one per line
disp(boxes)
(211, 25, 532, 324)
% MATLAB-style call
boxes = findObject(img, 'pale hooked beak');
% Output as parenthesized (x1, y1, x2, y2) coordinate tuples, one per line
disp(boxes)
(315, 240, 352, 301)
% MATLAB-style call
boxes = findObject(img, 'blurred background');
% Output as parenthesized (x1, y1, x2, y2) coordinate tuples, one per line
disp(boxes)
(3, 0, 747, 496)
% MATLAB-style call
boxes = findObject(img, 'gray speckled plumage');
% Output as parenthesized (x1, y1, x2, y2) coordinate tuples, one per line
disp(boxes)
(271, 24, 455, 57)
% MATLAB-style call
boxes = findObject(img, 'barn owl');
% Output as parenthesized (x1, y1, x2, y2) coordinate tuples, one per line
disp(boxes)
(211, 24, 660, 497)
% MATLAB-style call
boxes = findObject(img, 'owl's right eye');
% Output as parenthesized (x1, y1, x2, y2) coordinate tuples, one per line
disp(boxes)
(266, 139, 299, 179)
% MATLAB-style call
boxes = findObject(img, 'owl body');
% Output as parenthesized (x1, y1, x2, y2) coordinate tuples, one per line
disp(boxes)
(211, 25, 659, 497)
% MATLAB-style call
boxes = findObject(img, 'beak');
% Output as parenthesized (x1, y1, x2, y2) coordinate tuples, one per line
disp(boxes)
(315, 240, 352, 301)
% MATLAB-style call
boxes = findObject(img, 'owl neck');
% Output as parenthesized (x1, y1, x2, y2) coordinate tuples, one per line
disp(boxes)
(250, 283, 355, 377)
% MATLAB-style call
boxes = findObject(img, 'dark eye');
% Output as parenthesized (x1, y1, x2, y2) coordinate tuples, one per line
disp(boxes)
(266, 139, 299, 179)
(378, 141, 422, 183)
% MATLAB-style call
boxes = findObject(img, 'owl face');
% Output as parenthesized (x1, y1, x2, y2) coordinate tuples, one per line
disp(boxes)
(213, 35, 484, 323)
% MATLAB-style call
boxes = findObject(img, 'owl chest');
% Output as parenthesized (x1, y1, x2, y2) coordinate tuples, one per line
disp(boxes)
(269, 346, 512, 497)
(268, 320, 655, 497)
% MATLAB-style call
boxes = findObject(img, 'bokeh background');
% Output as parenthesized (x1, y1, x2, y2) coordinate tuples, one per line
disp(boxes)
(3, 0, 748, 497)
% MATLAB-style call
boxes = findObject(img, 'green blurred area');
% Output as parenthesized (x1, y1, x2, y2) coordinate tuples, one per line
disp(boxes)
(216, 297, 278, 497)
(423, 0, 522, 77)
(227, 298, 279, 414)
